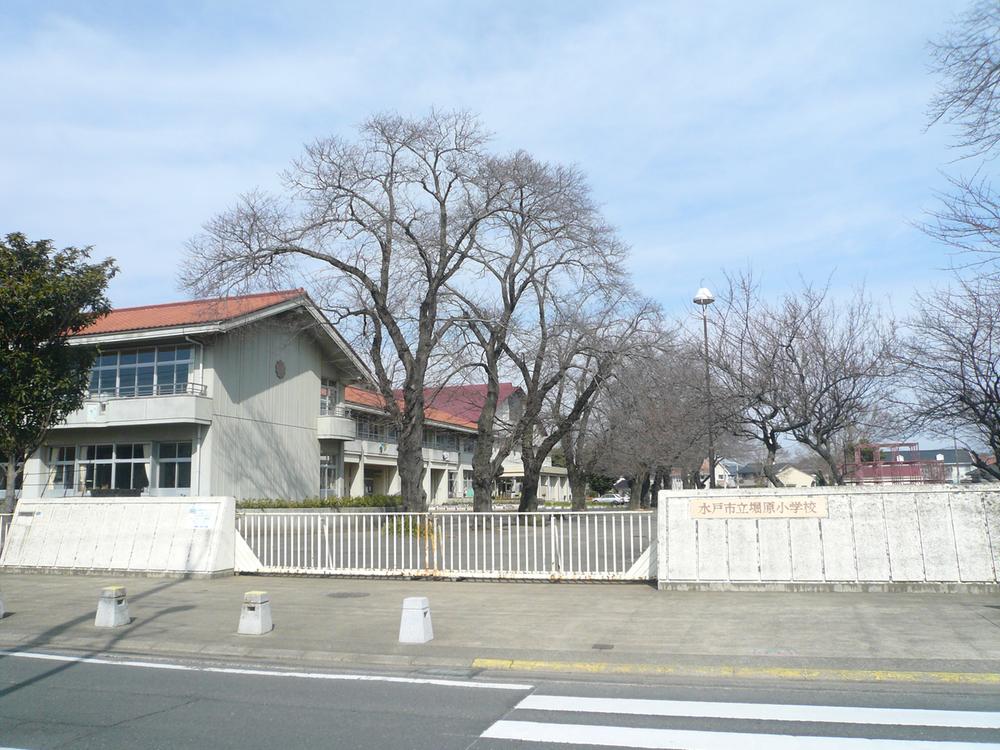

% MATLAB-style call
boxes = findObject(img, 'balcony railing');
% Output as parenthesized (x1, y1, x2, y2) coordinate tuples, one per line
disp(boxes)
(320, 403, 349, 418)
(87, 382, 208, 399)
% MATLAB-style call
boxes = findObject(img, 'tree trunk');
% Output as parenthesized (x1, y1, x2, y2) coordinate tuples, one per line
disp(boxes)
(471, 467, 494, 513)
(639, 472, 652, 509)
(762, 444, 785, 488)
(629, 470, 647, 510)
(971, 448, 1000, 482)
(566, 460, 587, 511)
(396, 410, 427, 512)
(518, 453, 543, 512)
(4, 454, 18, 514)
(812, 443, 845, 485)
(470, 368, 502, 512)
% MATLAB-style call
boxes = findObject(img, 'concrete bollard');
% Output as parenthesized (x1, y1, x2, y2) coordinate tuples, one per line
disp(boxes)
(95, 585, 130, 628)
(398, 596, 433, 643)
(238, 590, 273, 635)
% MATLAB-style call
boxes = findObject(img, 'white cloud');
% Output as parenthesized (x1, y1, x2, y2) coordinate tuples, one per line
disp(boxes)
(0, 1, 966, 310)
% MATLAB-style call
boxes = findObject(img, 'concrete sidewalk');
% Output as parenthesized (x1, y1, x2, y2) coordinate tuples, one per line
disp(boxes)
(2, 573, 1000, 686)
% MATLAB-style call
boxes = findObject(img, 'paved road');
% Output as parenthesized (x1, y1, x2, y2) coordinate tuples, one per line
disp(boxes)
(2, 651, 999, 749)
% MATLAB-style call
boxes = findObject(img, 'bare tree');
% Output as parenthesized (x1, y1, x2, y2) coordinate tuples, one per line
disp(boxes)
(555, 356, 608, 510)
(900, 276, 1000, 480)
(930, 1, 1000, 158)
(711, 273, 898, 485)
(510, 287, 659, 512)
(924, 1, 1000, 272)
(591, 346, 710, 506)
(182, 111, 508, 512)
(710, 274, 814, 486)
(779, 287, 899, 485)
(444, 152, 619, 511)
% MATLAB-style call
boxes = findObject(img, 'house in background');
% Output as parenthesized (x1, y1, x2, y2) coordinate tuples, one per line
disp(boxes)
(842, 442, 985, 485)
(775, 464, 817, 487)
(713, 459, 764, 488)
(20, 290, 570, 504)
(710, 459, 816, 488)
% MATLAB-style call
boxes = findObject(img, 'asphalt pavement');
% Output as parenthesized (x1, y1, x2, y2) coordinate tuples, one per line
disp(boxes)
(2, 573, 1000, 684)
(2, 652, 999, 749)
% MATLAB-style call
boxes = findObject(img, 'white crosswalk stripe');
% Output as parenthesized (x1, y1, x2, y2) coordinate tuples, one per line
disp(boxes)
(478, 695, 1000, 749)
(516, 695, 1000, 729)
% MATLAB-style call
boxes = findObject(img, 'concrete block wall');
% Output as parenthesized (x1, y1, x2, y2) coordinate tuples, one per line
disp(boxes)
(657, 486, 1000, 590)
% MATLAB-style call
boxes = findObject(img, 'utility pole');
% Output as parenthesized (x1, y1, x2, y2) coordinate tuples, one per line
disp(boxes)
(694, 287, 716, 489)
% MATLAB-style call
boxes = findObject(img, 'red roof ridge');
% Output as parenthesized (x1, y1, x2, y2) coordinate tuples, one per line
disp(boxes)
(100, 288, 306, 316)
(74, 288, 310, 337)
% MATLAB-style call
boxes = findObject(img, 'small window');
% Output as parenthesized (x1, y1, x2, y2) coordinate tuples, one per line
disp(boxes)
(158, 442, 192, 490)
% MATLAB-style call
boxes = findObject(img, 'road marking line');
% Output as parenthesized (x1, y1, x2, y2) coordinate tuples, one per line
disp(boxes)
(517, 695, 1000, 729)
(481, 720, 1000, 749)
(472, 657, 1000, 685)
(0, 650, 532, 691)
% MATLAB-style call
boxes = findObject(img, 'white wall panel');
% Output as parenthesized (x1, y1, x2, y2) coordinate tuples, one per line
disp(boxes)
(819, 498, 857, 581)
(657, 487, 999, 587)
(884, 494, 924, 582)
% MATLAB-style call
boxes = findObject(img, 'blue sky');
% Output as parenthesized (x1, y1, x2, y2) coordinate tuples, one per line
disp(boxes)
(0, 1, 966, 316)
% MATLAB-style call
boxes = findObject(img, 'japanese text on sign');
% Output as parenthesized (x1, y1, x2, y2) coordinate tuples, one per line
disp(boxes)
(688, 497, 828, 519)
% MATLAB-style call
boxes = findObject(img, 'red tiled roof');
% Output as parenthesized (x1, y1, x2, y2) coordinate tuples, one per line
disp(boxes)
(75, 289, 306, 336)
(418, 383, 519, 424)
(344, 385, 480, 430)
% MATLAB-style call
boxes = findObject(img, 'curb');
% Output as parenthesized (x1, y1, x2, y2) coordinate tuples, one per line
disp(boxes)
(471, 658, 1000, 686)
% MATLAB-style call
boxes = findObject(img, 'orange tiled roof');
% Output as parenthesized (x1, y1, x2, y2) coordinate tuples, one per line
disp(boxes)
(345, 385, 478, 430)
(75, 289, 306, 336)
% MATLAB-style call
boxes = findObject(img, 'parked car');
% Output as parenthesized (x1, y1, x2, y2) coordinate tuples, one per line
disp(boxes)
(593, 492, 628, 505)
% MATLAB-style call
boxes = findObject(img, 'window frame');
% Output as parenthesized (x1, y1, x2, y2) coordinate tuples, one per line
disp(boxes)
(156, 441, 193, 490)
(87, 345, 194, 398)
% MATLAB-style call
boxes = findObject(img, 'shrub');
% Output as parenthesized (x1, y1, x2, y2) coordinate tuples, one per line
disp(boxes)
(237, 494, 402, 509)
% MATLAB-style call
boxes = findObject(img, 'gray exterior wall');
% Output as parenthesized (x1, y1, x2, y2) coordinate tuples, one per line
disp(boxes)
(205, 316, 333, 501)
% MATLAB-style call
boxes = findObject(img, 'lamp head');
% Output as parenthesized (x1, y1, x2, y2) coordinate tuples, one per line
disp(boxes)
(693, 287, 715, 306)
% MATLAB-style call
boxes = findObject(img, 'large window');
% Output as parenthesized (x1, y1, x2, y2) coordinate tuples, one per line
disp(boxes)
(157, 442, 192, 489)
(47, 441, 194, 495)
(77, 443, 150, 492)
(423, 429, 458, 451)
(355, 413, 396, 442)
(88, 345, 192, 397)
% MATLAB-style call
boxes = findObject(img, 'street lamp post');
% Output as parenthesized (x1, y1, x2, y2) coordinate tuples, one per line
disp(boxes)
(694, 287, 716, 489)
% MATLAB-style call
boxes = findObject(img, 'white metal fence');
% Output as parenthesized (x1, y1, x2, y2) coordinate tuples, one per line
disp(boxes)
(236, 510, 655, 581)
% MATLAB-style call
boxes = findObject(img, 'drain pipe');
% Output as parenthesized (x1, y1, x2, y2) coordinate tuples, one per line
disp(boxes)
(184, 335, 205, 393)
(185, 336, 206, 496)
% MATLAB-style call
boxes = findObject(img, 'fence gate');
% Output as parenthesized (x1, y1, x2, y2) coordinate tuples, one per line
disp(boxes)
(236, 510, 655, 582)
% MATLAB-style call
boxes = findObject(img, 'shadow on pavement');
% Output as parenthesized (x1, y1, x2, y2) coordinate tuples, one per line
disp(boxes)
(0, 577, 194, 698)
